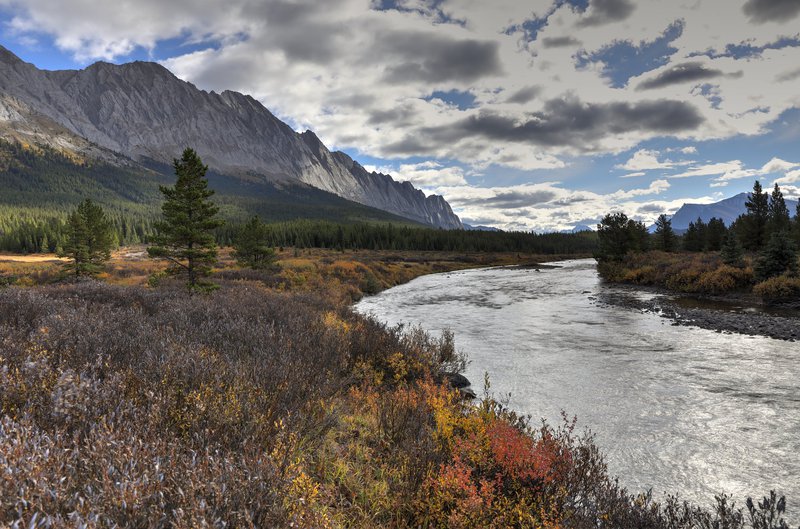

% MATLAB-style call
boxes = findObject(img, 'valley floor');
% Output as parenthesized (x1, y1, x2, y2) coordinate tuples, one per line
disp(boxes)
(0, 248, 793, 528)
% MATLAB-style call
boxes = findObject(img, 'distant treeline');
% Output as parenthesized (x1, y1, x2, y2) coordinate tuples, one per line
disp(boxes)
(218, 219, 599, 254)
(1, 213, 597, 256)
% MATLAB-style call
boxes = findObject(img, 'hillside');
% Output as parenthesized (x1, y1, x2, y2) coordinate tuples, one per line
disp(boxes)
(0, 45, 462, 229)
(0, 140, 424, 252)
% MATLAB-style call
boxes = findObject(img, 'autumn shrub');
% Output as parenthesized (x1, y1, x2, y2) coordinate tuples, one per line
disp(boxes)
(696, 264, 754, 294)
(753, 275, 800, 302)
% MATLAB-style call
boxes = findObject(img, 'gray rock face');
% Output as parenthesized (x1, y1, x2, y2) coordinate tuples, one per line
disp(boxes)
(0, 46, 462, 229)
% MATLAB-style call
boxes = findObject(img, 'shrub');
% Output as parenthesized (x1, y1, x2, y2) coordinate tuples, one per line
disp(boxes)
(696, 265, 754, 294)
(753, 275, 800, 301)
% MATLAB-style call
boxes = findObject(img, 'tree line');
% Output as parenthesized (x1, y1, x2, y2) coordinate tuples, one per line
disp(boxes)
(597, 180, 800, 281)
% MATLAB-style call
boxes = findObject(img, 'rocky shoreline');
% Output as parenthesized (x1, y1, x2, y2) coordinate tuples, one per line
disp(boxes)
(597, 286, 800, 342)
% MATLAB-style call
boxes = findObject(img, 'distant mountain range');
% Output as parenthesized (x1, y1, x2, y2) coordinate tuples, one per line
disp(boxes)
(0, 45, 462, 229)
(463, 223, 502, 232)
(666, 192, 798, 231)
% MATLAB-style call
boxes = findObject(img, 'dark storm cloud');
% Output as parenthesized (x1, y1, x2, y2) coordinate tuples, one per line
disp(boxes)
(457, 190, 558, 208)
(378, 31, 502, 83)
(505, 86, 541, 104)
(637, 62, 725, 90)
(577, 0, 636, 27)
(385, 97, 704, 154)
(541, 36, 581, 48)
(743, 0, 800, 23)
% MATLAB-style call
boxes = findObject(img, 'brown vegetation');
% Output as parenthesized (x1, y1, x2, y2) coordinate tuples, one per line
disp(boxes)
(1, 249, 796, 527)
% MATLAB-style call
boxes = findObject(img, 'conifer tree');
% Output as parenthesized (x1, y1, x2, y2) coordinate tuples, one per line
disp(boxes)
(754, 231, 798, 281)
(768, 183, 791, 234)
(233, 216, 277, 270)
(743, 180, 769, 250)
(653, 214, 676, 252)
(720, 231, 744, 267)
(59, 199, 115, 278)
(683, 218, 707, 252)
(705, 218, 727, 251)
(148, 149, 223, 289)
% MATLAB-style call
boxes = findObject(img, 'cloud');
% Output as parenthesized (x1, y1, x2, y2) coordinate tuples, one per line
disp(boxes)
(387, 97, 704, 154)
(364, 160, 468, 186)
(671, 161, 746, 178)
(505, 86, 541, 104)
(637, 62, 725, 90)
(378, 31, 502, 83)
(677, 157, 800, 186)
(540, 36, 581, 48)
(620, 171, 646, 178)
(577, 0, 636, 27)
(760, 157, 799, 174)
(616, 149, 691, 171)
(775, 169, 800, 185)
(743, 0, 800, 23)
(776, 68, 800, 82)
(437, 179, 694, 232)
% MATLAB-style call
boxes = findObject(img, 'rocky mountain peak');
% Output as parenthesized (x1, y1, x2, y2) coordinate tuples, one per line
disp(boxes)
(0, 46, 462, 229)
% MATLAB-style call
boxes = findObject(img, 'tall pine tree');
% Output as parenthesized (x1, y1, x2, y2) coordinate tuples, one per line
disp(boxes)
(148, 149, 223, 289)
(768, 183, 791, 234)
(653, 214, 677, 252)
(743, 180, 769, 250)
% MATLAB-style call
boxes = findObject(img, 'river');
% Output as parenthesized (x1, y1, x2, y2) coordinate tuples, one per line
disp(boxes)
(354, 258, 800, 513)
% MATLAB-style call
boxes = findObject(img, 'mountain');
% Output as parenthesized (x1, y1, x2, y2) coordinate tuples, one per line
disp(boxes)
(464, 223, 502, 232)
(0, 45, 461, 229)
(667, 192, 799, 231)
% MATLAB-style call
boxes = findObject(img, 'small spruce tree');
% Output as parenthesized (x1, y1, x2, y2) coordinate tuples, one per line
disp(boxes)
(754, 231, 798, 281)
(720, 231, 744, 267)
(233, 216, 277, 270)
(59, 198, 115, 278)
(148, 148, 223, 290)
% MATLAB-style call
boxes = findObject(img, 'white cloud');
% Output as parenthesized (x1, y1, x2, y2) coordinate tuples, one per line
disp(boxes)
(672, 161, 747, 178)
(616, 149, 691, 171)
(760, 157, 799, 174)
(435, 178, 680, 232)
(364, 161, 468, 186)
(775, 169, 800, 185)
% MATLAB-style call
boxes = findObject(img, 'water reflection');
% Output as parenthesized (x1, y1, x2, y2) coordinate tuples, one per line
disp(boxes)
(355, 259, 800, 514)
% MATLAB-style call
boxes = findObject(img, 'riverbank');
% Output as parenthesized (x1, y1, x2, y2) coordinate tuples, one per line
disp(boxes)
(597, 283, 800, 341)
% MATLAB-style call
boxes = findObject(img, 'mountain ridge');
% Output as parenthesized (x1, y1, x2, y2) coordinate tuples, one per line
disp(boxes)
(0, 45, 462, 229)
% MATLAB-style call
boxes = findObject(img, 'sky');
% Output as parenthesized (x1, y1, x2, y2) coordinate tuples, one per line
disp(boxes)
(1, 0, 799, 231)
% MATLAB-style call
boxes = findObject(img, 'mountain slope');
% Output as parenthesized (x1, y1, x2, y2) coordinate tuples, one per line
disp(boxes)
(0, 139, 425, 253)
(0, 45, 462, 229)
(669, 192, 798, 230)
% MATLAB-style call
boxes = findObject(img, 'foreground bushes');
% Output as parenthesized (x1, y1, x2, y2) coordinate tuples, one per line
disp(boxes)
(1, 282, 796, 527)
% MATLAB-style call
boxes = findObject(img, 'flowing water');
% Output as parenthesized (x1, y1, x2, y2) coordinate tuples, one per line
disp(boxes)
(355, 259, 800, 513)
